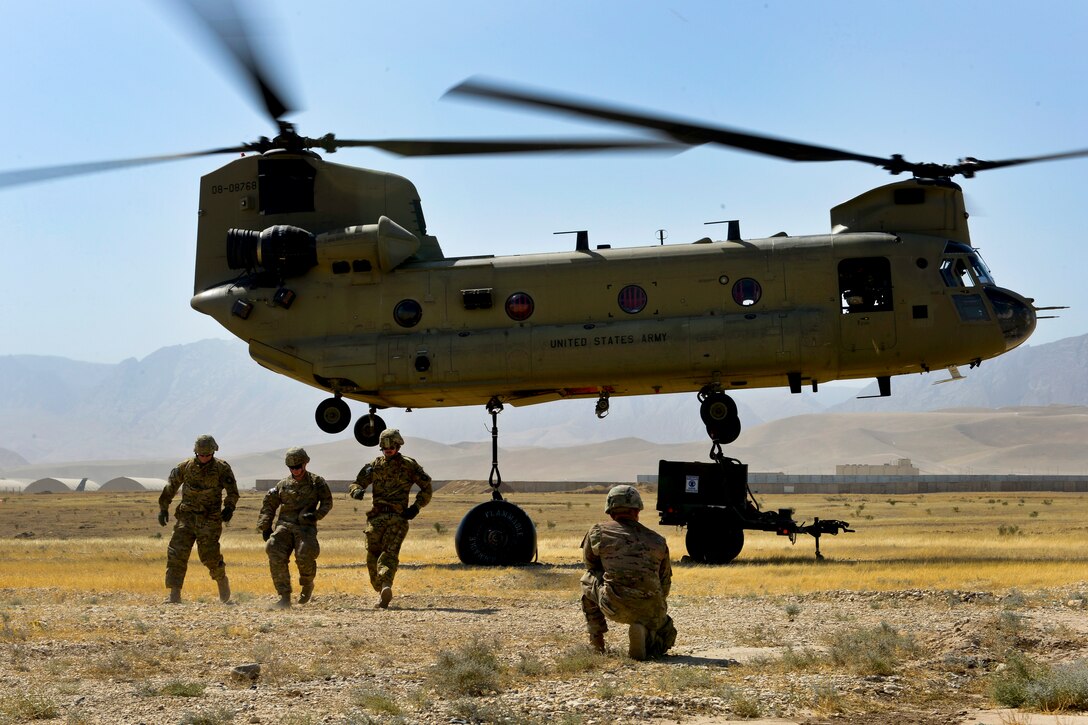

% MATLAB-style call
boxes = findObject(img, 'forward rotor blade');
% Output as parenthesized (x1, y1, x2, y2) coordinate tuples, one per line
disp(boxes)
(0, 147, 247, 189)
(326, 137, 683, 156)
(168, 0, 294, 123)
(447, 77, 890, 167)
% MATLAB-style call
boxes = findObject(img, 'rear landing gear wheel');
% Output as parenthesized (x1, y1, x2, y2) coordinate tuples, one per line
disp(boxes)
(315, 397, 350, 434)
(705, 417, 741, 445)
(699, 392, 741, 445)
(354, 413, 386, 447)
(455, 500, 537, 565)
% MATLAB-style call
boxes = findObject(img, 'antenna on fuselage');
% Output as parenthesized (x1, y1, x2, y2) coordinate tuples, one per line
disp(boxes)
(555, 230, 589, 251)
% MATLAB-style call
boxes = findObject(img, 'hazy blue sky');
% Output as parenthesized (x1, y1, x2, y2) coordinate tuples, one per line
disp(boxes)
(2, 0, 1086, 364)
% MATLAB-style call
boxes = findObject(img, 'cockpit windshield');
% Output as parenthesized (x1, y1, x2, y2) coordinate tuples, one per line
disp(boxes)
(939, 241, 994, 288)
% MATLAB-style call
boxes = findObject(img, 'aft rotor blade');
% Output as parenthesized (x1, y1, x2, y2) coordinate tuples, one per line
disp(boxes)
(447, 77, 890, 166)
(0, 147, 248, 189)
(168, 0, 294, 123)
(326, 137, 683, 156)
(952, 148, 1088, 176)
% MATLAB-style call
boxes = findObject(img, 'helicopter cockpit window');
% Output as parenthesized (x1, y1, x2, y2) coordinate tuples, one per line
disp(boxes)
(940, 243, 994, 288)
(838, 257, 892, 313)
(393, 299, 422, 328)
(731, 278, 762, 306)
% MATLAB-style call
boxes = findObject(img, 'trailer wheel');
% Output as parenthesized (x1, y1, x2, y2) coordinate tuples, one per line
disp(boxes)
(455, 500, 537, 565)
(686, 520, 744, 564)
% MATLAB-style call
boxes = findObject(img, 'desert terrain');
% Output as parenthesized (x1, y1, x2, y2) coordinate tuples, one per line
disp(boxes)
(1, 488, 1087, 724)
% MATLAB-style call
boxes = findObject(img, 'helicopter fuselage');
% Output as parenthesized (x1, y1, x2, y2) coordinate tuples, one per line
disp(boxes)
(190, 152, 1035, 410)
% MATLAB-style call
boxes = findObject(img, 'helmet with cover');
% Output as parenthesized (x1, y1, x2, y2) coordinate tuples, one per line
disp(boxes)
(379, 428, 405, 449)
(285, 447, 310, 467)
(194, 435, 219, 455)
(605, 484, 643, 513)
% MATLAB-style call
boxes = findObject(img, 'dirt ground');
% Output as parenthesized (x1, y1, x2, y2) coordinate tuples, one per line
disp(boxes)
(2, 581, 1087, 724)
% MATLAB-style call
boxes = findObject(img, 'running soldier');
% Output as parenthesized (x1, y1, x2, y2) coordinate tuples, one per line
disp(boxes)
(580, 485, 676, 660)
(348, 428, 432, 608)
(158, 435, 239, 604)
(257, 447, 333, 608)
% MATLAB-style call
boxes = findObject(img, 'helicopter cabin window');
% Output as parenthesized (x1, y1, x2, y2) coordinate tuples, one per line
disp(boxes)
(505, 292, 534, 322)
(617, 285, 648, 314)
(258, 159, 316, 215)
(393, 299, 422, 328)
(838, 257, 892, 313)
(731, 278, 762, 306)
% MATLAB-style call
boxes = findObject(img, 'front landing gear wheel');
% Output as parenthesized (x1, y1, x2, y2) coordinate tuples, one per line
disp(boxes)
(354, 413, 386, 447)
(455, 500, 537, 565)
(315, 397, 351, 434)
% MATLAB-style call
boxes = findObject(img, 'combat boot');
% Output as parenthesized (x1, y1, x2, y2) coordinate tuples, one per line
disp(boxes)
(376, 586, 392, 609)
(166, 587, 181, 604)
(628, 623, 648, 661)
(298, 584, 314, 604)
(275, 593, 292, 609)
(216, 576, 231, 604)
(589, 632, 605, 653)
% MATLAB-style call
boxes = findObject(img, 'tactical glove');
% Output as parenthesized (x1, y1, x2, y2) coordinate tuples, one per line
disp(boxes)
(261, 529, 271, 542)
(221, 506, 235, 523)
(157, 510, 168, 527)
(401, 504, 420, 521)
(349, 488, 365, 500)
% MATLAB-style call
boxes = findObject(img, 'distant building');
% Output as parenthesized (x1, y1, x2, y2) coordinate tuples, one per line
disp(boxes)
(25, 478, 100, 493)
(836, 458, 920, 476)
(99, 477, 169, 492)
(0, 478, 31, 493)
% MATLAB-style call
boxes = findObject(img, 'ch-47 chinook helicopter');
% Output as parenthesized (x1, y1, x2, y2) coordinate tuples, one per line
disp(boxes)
(3, 3, 1081, 565)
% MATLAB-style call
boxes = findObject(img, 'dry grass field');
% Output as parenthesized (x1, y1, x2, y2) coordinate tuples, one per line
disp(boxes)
(1, 488, 1087, 724)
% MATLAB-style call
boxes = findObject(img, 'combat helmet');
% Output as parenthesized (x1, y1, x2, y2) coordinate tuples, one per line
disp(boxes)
(194, 435, 219, 455)
(605, 484, 643, 513)
(379, 428, 404, 449)
(285, 447, 310, 467)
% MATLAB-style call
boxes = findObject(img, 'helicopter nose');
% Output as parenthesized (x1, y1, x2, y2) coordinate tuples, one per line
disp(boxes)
(985, 287, 1036, 350)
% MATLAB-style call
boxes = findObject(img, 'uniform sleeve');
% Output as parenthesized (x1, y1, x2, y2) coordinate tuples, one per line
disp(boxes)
(256, 485, 281, 532)
(582, 525, 603, 573)
(314, 476, 333, 520)
(348, 458, 378, 498)
(659, 540, 673, 598)
(159, 462, 185, 511)
(411, 460, 433, 509)
(219, 461, 240, 509)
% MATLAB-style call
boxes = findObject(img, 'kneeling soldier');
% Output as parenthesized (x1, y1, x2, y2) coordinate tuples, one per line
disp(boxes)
(580, 485, 676, 660)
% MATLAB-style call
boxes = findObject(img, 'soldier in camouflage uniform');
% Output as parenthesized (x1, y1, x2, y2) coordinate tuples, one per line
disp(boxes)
(158, 435, 239, 604)
(348, 428, 432, 608)
(257, 447, 333, 608)
(580, 485, 676, 660)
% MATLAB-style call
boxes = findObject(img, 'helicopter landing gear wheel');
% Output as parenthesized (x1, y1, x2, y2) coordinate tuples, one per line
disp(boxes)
(315, 397, 351, 434)
(699, 391, 741, 445)
(705, 417, 742, 445)
(353, 411, 386, 447)
(455, 499, 537, 565)
(686, 515, 744, 564)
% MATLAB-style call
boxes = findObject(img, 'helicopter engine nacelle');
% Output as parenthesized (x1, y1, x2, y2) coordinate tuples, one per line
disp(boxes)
(225, 215, 420, 279)
(227, 225, 316, 278)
